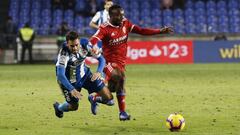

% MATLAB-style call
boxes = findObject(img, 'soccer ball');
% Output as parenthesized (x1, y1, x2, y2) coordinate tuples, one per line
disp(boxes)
(166, 113, 185, 132)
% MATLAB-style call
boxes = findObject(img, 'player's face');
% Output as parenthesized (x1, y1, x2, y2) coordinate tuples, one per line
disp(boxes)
(104, 1, 113, 11)
(110, 9, 123, 26)
(67, 39, 80, 54)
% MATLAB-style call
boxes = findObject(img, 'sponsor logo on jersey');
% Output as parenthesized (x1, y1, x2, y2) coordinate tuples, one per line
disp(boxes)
(111, 32, 116, 37)
(109, 35, 127, 45)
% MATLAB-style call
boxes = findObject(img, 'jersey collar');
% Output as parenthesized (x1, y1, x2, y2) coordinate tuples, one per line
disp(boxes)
(107, 18, 126, 28)
(103, 9, 108, 14)
(107, 21, 120, 28)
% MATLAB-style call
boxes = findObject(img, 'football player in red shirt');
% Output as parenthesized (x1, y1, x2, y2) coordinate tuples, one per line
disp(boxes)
(89, 4, 173, 121)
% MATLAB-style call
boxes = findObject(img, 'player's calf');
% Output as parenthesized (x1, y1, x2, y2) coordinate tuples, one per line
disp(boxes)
(53, 101, 79, 118)
(68, 103, 79, 111)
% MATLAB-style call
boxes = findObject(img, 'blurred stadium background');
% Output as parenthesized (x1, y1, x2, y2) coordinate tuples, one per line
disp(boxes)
(0, 0, 240, 64)
(4, 0, 240, 35)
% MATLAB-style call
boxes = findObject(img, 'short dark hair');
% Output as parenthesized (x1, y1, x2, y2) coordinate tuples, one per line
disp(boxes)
(24, 22, 30, 27)
(109, 4, 122, 16)
(66, 31, 79, 42)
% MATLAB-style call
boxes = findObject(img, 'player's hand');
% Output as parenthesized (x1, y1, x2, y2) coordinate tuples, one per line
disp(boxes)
(91, 72, 102, 81)
(70, 89, 83, 99)
(91, 45, 101, 55)
(160, 26, 174, 34)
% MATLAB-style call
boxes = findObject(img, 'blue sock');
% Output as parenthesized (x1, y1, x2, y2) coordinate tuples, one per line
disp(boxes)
(58, 102, 69, 112)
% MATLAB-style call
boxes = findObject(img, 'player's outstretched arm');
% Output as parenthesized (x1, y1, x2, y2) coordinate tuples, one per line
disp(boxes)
(89, 12, 101, 29)
(81, 38, 102, 56)
(56, 66, 75, 91)
(131, 25, 174, 35)
(89, 21, 99, 29)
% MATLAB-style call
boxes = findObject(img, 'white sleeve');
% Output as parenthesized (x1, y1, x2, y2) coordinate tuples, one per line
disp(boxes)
(91, 12, 101, 23)
(56, 49, 70, 68)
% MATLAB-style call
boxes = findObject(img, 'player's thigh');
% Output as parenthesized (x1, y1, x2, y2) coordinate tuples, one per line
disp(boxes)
(104, 63, 124, 81)
(109, 68, 126, 91)
(58, 83, 79, 104)
(82, 73, 105, 94)
(105, 65, 124, 82)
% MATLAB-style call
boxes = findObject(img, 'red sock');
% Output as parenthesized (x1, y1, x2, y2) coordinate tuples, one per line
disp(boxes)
(117, 94, 126, 112)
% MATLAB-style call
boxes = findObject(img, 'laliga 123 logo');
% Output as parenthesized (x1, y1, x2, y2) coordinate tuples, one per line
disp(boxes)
(149, 45, 161, 57)
(127, 43, 189, 60)
(149, 43, 189, 59)
(127, 46, 147, 60)
(127, 45, 162, 60)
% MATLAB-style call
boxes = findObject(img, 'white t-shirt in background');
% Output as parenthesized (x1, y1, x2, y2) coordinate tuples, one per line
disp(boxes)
(91, 9, 109, 26)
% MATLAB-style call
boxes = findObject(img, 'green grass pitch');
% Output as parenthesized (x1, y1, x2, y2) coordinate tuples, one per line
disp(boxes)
(0, 64, 239, 135)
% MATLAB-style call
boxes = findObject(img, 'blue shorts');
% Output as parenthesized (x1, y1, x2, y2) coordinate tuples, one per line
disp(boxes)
(58, 70, 105, 104)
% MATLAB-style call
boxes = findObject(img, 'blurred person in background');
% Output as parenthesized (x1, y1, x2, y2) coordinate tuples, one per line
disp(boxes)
(56, 22, 70, 50)
(51, 0, 63, 10)
(4, 16, 18, 62)
(89, 0, 113, 29)
(62, 0, 76, 10)
(161, 0, 174, 9)
(89, 5, 173, 121)
(52, 0, 76, 10)
(4, 16, 17, 49)
(173, 0, 185, 9)
(161, 0, 185, 10)
(214, 34, 228, 41)
(19, 22, 35, 64)
(82, 0, 98, 17)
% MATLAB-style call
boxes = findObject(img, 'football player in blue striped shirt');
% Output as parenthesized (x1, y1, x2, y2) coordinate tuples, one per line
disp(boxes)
(53, 31, 114, 118)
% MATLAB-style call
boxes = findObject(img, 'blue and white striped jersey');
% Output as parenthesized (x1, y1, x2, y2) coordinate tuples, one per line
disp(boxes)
(55, 39, 104, 91)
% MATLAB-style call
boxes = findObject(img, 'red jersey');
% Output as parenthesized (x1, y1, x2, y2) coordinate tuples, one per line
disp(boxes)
(90, 18, 161, 67)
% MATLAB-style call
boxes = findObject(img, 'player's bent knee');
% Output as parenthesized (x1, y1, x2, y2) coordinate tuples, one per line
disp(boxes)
(111, 74, 122, 82)
(106, 93, 113, 100)
(108, 74, 124, 93)
(100, 87, 114, 99)
(101, 92, 114, 105)
(103, 88, 113, 99)
(103, 92, 113, 101)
